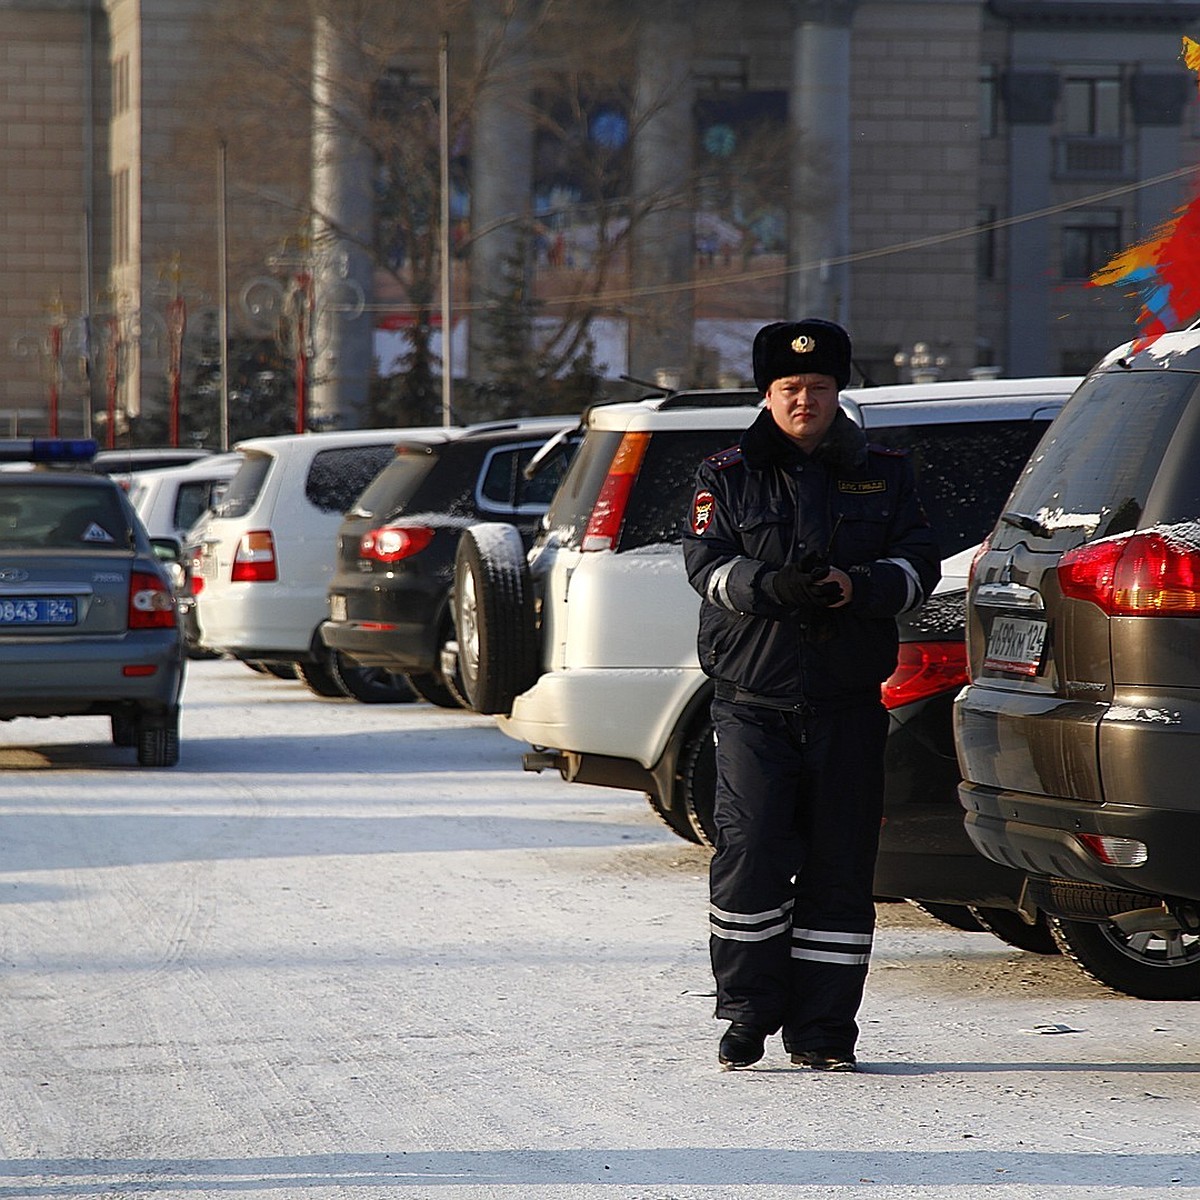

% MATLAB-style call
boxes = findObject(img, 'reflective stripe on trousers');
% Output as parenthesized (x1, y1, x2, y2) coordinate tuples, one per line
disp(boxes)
(708, 695, 887, 1053)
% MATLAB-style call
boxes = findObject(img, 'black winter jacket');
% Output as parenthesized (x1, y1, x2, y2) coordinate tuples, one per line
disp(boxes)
(682, 407, 941, 707)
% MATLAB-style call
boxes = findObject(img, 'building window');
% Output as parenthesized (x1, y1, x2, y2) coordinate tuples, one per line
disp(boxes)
(112, 169, 130, 265)
(980, 65, 998, 138)
(1061, 209, 1120, 280)
(977, 206, 996, 279)
(1062, 70, 1122, 138)
(112, 54, 130, 117)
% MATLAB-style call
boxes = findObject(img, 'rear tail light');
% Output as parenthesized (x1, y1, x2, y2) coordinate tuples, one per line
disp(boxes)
(968, 534, 991, 589)
(1076, 832, 1148, 867)
(881, 640, 968, 710)
(129, 570, 176, 629)
(1058, 531, 1200, 616)
(359, 524, 434, 563)
(231, 530, 277, 582)
(582, 431, 651, 552)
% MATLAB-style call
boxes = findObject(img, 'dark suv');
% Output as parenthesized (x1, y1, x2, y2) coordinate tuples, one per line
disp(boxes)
(321, 415, 577, 707)
(956, 331, 1200, 998)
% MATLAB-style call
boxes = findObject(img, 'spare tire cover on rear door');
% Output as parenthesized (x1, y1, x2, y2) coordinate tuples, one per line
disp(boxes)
(453, 523, 540, 715)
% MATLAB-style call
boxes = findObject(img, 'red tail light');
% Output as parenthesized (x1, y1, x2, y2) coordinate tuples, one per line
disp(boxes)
(359, 524, 434, 563)
(1058, 531, 1200, 615)
(881, 640, 968, 710)
(968, 534, 991, 589)
(582, 432, 651, 552)
(231, 530, 277, 582)
(129, 570, 177, 629)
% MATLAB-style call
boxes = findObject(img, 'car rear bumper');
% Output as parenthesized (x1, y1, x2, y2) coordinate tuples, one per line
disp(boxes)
(319, 609, 441, 675)
(0, 635, 183, 718)
(498, 666, 704, 770)
(959, 780, 1200, 902)
(194, 586, 323, 657)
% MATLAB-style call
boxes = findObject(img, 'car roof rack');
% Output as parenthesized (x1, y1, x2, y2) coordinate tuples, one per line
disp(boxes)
(655, 388, 759, 410)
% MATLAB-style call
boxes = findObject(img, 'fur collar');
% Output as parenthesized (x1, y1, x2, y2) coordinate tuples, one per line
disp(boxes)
(741, 407, 867, 473)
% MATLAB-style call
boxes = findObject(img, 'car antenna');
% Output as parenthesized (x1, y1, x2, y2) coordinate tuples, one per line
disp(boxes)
(619, 372, 676, 396)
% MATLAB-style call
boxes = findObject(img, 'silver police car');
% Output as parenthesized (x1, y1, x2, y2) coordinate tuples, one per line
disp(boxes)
(0, 439, 184, 766)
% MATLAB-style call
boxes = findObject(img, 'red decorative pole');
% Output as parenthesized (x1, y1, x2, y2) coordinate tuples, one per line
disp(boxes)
(104, 313, 120, 449)
(166, 293, 187, 447)
(293, 267, 314, 434)
(47, 297, 65, 437)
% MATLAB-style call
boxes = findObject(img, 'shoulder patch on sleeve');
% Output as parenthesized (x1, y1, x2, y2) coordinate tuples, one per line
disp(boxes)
(704, 445, 743, 470)
(867, 443, 910, 458)
(690, 489, 716, 535)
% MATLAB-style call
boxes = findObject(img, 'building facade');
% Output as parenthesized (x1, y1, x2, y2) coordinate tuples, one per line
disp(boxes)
(2, 0, 1199, 438)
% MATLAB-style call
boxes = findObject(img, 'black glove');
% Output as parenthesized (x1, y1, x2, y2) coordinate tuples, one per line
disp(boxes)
(770, 554, 842, 609)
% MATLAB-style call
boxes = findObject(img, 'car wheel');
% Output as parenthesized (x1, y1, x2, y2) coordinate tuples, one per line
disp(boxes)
(406, 672, 462, 708)
(968, 905, 1059, 955)
(676, 720, 716, 847)
(111, 711, 138, 748)
(137, 711, 180, 768)
(296, 654, 350, 698)
(453, 524, 539, 715)
(330, 655, 415, 704)
(908, 901, 986, 933)
(1050, 917, 1200, 1000)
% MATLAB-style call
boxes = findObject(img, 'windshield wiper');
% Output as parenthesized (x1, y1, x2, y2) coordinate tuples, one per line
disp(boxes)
(1001, 510, 1052, 539)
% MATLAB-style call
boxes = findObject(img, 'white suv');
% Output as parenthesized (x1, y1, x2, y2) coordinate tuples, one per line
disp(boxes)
(190, 427, 441, 699)
(452, 378, 1081, 929)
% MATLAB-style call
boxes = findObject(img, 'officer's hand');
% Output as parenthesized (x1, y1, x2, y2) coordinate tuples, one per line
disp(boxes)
(771, 561, 843, 609)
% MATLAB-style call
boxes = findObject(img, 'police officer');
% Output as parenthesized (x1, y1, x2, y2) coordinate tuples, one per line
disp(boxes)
(682, 319, 940, 1072)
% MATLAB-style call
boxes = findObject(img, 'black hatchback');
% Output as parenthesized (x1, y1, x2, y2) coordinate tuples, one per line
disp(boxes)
(321, 415, 578, 707)
(956, 331, 1200, 998)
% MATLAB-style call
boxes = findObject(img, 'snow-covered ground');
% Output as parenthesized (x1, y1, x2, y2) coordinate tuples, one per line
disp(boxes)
(0, 657, 1196, 1199)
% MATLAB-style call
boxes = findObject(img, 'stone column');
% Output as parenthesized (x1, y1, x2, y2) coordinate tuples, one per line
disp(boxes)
(467, 0, 536, 385)
(787, 0, 855, 323)
(310, 8, 375, 429)
(627, 0, 695, 384)
(1002, 70, 1058, 376)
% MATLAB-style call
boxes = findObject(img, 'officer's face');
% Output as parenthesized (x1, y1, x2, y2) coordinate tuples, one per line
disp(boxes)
(764, 373, 840, 450)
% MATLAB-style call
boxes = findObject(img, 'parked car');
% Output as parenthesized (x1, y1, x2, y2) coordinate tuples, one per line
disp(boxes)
(321, 415, 579, 708)
(0, 438, 185, 766)
(127, 454, 242, 658)
(126, 453, 241, 541)
(190, 428, 440, 702)
(956, 331, 1200, 999)
(451, 377, 1080, 948)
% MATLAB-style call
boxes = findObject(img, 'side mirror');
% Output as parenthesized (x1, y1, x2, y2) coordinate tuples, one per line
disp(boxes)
(150, 536, 183, 562)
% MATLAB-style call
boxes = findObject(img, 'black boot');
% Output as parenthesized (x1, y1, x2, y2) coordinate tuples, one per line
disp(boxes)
(718, 1023, 767, 1069)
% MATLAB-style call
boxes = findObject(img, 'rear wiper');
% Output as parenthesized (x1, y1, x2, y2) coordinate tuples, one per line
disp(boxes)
(1001, 510, 1052, 539)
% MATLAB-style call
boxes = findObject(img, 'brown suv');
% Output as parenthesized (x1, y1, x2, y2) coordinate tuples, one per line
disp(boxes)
(955, 331, 1200, 999)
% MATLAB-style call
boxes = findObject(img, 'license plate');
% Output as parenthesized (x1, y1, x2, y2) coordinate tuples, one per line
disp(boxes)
(984, 615, 1046, 677)
(196, 555, 216, 580)
(330, 594, 347, 622)
(0, 596, 78, 626)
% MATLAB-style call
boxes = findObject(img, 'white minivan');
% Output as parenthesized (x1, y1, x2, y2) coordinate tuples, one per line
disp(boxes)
(191, 427, 446, 699)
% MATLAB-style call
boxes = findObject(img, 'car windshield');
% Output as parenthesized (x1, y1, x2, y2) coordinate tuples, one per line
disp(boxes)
(350, 445, 440, 518)
(998, 371, 1197, 550)
(214, 451, 272, 519)
(0, 482, 130, 549)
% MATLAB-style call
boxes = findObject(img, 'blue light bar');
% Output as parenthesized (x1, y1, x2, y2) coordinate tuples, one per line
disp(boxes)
(0, 439, 98, 464)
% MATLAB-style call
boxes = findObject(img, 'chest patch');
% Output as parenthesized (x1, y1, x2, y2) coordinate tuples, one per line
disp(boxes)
(838, 479, 886, 495)
(691, 489, 716, 535)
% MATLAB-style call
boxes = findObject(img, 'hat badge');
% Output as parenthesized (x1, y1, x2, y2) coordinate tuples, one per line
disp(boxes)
(791, 334, 815, 354)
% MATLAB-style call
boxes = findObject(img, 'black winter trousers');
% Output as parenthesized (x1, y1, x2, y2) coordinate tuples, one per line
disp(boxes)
(708, 695, 888, 1054)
